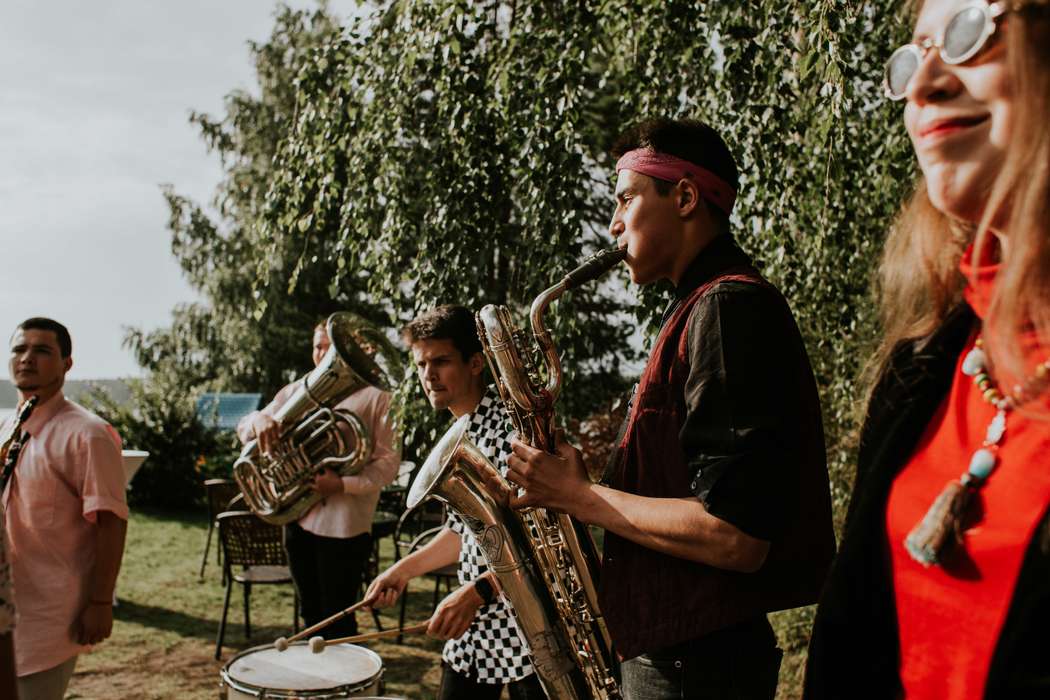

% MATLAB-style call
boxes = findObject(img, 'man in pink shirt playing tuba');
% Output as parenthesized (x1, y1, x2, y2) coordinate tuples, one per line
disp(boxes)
(3, 317, 128, 700)
(236, 318, 399, 641)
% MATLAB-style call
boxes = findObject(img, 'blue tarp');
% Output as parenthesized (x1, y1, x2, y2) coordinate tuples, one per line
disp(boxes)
(196, 393, 263, 431)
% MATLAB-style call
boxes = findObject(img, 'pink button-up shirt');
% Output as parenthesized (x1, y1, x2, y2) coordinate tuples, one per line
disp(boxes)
(2, 392, 127, 675)
(0, 505, 14, 636)
(237, 384, 399, 538)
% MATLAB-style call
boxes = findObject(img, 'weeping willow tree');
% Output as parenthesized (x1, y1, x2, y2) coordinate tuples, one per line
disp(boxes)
(263, 2, 641, 451)
(135, 0, 915, 685)
(256, 1, 915, 685)
(264, 0, 913, 508)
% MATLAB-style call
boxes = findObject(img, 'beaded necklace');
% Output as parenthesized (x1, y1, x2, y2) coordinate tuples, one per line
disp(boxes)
(905, 336, 1050, 567)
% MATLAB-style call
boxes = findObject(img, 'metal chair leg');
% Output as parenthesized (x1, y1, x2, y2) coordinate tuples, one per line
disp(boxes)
(199, 521, 214, 581)
(243, 582, 252, 639)
(371, 606, 384, 632)
(397, 588, 409, 644)
(432, 577, 442, 611)
(215, 579, 233, 659)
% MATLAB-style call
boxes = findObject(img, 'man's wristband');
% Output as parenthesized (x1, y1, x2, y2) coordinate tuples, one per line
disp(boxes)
(89, 599, 112, 607)
(473, 577, 497, 606)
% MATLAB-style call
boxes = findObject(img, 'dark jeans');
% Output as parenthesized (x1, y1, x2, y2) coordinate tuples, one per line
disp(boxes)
(437, 662, 547, 700)
(284, 523, 371, 639)
(620, 616, 783, 700)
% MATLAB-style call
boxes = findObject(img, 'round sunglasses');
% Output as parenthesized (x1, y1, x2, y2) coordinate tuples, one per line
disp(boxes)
(884, 1, 1008, 101)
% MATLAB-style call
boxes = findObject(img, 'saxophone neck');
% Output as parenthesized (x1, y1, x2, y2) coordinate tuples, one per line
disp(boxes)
(529, 281, 566, 403)
(528, 246, 627, 403)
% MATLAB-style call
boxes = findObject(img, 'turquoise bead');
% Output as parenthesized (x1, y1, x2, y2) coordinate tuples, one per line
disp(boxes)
(968, 448, 996, 480)
(962, 347, 986, 376)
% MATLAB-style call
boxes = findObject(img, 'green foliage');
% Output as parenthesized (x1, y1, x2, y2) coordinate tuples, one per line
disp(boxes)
(264, 0, 640, 451)
(84, 377, 238, 509)
(254, 1, 918, 672)
(258, 0, 917, 511)
(130, 0, 918, 507)
(130, 1, 919, 677)
(74, 510, 447, 698)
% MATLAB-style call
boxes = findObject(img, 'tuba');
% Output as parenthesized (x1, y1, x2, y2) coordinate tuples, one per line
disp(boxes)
(408, 247, 627, 700)
(234, 312, 402, 525)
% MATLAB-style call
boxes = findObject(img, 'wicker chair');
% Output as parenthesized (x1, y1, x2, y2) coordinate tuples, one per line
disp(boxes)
(214, 510, 299, 659)
(365, 460, 418, 631)
(199, 478, 242, 582)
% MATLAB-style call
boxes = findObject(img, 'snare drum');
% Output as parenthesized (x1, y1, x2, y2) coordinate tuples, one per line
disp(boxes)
(221, 642, 384, 698)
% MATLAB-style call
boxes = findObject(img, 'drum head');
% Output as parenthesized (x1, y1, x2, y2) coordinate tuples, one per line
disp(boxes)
(223, 642, 383, 695)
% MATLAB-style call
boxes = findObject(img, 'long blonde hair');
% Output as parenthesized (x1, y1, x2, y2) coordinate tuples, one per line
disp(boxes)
(865, 1, 1050, 404)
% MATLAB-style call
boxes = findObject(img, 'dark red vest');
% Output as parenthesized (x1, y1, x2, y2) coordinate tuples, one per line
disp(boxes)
(600, 269, 834, 660)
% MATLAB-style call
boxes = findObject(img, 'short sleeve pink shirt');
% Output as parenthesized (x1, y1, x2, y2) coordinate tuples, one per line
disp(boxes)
(0, 504, 14, 635)
(2, 392, 127, 675)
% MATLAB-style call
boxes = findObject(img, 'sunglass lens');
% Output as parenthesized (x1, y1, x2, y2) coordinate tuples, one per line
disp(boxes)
(887, 46, 920, 97)
(943, 6, 986, 61)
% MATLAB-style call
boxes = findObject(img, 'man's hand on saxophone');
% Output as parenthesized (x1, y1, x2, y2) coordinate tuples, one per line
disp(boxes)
(510, 432, 771, 572)
(505, 432, 591, 515)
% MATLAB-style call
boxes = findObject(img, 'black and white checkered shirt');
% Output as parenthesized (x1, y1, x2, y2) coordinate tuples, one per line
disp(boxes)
(443, 389, 534, 684)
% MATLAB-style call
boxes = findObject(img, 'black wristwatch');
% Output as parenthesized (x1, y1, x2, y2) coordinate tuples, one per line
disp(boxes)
(474, 576, 497, 605)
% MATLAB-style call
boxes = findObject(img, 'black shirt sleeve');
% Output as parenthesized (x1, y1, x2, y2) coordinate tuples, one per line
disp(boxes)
(680, 281, 797, 542)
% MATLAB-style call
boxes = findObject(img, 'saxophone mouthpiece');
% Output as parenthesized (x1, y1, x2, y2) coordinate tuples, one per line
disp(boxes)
(561, 247, 628, 291)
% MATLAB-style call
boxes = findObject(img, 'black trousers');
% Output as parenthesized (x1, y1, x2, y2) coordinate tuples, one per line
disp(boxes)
(619, 616, 783, 700)
(437, 662, 547, 700)
(284, 522, 371, 639)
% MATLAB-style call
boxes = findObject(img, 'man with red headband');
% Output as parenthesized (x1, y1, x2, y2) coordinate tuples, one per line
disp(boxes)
(506, 118, 835, 699)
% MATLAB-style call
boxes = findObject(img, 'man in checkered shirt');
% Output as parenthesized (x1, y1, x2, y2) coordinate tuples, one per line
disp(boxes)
(365, 305, 544, 699)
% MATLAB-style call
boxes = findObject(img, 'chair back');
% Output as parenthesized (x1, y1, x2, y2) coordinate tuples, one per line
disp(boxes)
(393, 503, 447, 558)
(205, 479, 242, 520)
(217, 511, 288, 571)
(395, 460, 416, 488)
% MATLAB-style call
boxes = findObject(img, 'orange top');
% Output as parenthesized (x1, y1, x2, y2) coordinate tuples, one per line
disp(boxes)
(886, 245, 1050, 699)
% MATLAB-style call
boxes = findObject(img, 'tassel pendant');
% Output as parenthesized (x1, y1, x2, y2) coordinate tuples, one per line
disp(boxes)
(905, 479, 975, 567)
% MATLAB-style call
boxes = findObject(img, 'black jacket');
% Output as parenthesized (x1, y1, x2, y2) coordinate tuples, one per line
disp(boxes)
(804, 304, 1050, 699)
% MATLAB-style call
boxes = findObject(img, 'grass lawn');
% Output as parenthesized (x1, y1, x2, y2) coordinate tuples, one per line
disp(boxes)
(63, 508, 808, 699)
(66, 508, 445, 699)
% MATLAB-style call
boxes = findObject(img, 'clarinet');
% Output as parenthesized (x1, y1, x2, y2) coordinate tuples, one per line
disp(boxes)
(0, 395, 39, 493)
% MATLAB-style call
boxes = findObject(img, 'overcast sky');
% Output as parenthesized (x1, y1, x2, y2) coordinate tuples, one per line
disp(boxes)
(0, 1, 360, 379)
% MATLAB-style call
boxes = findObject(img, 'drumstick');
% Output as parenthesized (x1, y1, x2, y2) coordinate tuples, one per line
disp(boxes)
(273, 599, 369, 651)
(309, 620, 431, 653)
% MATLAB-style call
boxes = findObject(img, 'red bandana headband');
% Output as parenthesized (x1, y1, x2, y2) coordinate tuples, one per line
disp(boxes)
(615, 148, 736, 215)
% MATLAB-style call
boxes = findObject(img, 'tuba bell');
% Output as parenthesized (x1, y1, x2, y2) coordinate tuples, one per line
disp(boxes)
(233, 312, 402, 525)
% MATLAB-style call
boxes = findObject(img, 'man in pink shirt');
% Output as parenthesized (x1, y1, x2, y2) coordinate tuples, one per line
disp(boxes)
(1, 499, 19, 700)
(3, 317, 128, 700)
(236, 319, 399, 641)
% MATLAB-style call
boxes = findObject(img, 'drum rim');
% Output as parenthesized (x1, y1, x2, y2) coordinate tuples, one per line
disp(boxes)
(220, 642, 384, 697)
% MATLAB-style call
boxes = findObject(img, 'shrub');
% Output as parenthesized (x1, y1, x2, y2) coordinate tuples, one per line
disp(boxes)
(84, 376, 239, 510)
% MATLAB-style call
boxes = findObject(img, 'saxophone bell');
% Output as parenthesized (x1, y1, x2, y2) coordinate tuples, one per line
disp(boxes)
(407, 415, 590, 699)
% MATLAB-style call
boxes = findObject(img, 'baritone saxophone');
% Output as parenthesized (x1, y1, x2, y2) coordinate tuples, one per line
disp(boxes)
(408, 246, 626, 700)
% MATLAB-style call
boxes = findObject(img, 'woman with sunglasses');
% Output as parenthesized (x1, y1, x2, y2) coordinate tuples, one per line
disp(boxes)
(804, 1, 1050, 698)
